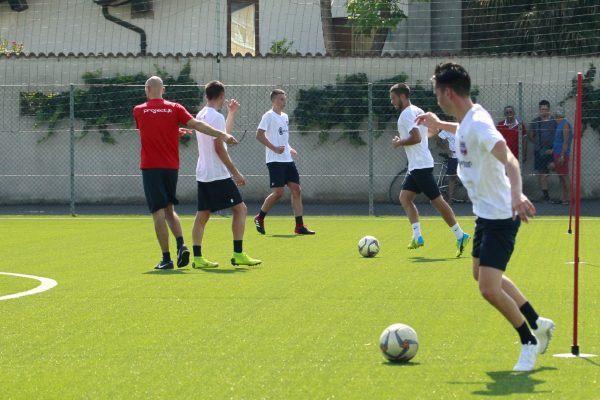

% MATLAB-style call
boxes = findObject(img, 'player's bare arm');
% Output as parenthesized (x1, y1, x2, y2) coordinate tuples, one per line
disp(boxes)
(415, 112, 459, 134)
(256, 129, 285, 154)
(225, 99, 240, 135)
(188, 118, 237, 144)
(392, 128, 421, 148)
(491, 140, 536, 222)
(290, 147, 297, 158)
(214, 139, 246, 186)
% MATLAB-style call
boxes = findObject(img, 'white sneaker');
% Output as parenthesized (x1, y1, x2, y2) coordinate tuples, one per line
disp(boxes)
(533, 317, 555, 354)
(513, 342, 538, 372)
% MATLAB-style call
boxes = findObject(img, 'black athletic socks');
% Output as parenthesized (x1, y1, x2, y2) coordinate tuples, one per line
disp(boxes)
(516, 322, 538, 345)
(258, 210, 267, 219)
(193, 245, 201, 257)
(162, 252, 171, 262)
(234, 240, 243, 253)
(176, 236, 184, 250)
(520, 302, 540, 330)
(295, 216, 304, 226)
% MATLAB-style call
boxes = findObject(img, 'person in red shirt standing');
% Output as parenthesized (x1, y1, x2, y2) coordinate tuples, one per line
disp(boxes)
(496, 105, 527, 162)
(133, 76, 237, 270)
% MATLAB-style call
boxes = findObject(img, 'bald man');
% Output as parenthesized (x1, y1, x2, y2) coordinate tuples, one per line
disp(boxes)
(133, 76, 237, 270)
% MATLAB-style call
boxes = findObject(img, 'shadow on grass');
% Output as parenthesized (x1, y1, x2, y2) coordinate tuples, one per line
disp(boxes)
(381, 361, 421, 367)
(581, 357, 600, 367)
(142, 269, 189, 275)
(409, 256, 457, 263)
(201, 267, 250, 274)
(449, 366, 557, 396)
(269, 234, 298, 239)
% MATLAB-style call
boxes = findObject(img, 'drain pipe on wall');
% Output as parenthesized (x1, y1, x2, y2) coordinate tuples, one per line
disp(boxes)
(95, 1, 147, 55)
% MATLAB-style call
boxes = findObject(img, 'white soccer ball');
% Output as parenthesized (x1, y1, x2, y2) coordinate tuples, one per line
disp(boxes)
(358, 235, 380, 258)
(379, 323, 419, 362)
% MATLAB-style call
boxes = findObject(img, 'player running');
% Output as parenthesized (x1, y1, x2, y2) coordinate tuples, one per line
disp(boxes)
(389, 83, 469, 257)
(416, 62, 554, 372)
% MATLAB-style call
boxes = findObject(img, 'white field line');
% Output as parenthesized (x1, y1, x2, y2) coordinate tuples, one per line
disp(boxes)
(0, 272, 58, 301)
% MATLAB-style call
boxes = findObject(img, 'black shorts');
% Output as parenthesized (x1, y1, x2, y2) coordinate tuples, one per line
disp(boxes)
(446, 158, 458, 176)
(534, 151, 553, 172)
(402, 167, 441, 200)
(267, 162, 300, 188)
(142, 168, 179, 213)
(197, 178, 243, 212)
(472, 217, 521, 271)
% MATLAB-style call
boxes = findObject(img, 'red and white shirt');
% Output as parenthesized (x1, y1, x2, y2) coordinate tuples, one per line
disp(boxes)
(133, 99, 193, 169)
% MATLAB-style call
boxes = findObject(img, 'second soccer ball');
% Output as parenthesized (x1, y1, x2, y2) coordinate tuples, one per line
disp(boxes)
(358, 235, 380, 258)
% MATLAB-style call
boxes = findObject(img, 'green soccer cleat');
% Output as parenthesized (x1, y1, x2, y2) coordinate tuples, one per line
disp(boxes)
(192, 256, 219, 269)
(407, 236, 424, 250)
(231, 252, 262, 266)
(456, 233, 471, 258)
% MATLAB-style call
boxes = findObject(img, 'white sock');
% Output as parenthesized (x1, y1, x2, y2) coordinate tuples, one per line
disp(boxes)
(411, 222, 421, 239)
(451, 223, 464, 240)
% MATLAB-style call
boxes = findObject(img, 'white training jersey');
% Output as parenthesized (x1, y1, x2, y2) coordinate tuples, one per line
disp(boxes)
(195, 106, 231, 182)
(438, 130, 457, 158)
(456, 104, 512, 220)
(257, 110, 293, 163)
(398, 104, 434, 171)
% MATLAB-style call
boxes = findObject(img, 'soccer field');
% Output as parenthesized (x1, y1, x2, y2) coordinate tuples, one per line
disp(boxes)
(1, 216, 599, 399)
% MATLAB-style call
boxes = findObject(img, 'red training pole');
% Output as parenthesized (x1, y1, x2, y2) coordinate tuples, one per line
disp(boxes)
(572, 72, 583, 356)
(568, 141, 576, 234)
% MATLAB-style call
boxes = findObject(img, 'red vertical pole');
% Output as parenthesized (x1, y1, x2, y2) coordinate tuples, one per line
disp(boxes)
(568, 144, 576, 234)
(572, 72, 583, 356)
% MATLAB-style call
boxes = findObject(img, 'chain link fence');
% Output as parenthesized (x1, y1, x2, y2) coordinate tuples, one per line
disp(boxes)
(1, 82, 598, 214)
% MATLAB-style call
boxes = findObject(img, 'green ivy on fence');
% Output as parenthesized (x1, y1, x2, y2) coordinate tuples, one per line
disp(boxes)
(293, 72, 450, 146)
(19, 61, 202, 144)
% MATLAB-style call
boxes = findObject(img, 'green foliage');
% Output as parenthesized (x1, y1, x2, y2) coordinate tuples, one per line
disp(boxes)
(19, 61, 202, 144)
(346, 0, 407, 35)
(465, 1, 600, 55)
(269, 38, 294, 55)
(293, 72, 446, 146)
(564, 64, 600, 137)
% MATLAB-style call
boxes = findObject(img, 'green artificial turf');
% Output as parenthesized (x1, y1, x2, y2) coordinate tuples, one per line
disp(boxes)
(1, 216, 598, 399)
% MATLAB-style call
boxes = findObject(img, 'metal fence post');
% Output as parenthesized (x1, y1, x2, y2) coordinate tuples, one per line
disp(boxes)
(69, 83, 76, 216)
(517, 81, 524, 174)
(368, 82, 374, 216)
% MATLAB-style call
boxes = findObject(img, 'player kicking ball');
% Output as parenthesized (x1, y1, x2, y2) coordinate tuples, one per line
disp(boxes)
(416, 62, 554, 372)
(191, 81, 261, 268)
(389, 83, 470, 257)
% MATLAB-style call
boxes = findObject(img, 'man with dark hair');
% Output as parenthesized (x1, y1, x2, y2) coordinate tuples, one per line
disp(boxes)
(192, 80, 261, 268)
(389, 83, 469, 257)
(529, 100, 556, 202)
(496, 105, 527, 162)
(133, 76, 237, 270)
(254, 89, 315, 235)
(416, 62, 554, 372)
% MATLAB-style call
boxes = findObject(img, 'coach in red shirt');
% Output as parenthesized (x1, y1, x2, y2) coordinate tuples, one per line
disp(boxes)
(133, 76, 237, 270)
(496, 105, 527, 161)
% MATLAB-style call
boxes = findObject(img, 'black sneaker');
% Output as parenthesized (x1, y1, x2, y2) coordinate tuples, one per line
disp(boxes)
(295, 225, 316, 235)
(155, 260, 174, 270)
(254, 215, 265, 235)
(177, 245, 190, 268)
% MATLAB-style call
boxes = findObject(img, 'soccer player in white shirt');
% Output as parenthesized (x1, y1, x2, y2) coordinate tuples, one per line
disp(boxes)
(191, 81, 261, 268)
(415, 62, 554, 372)
(389, 83, 469, 257)
(253, 89, 315, 235)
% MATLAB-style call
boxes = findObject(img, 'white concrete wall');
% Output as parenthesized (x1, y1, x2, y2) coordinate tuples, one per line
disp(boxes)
(1, 55, 599, 204)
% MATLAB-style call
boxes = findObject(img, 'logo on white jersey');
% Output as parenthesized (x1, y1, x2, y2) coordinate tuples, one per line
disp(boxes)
(459, 141, 468, 156)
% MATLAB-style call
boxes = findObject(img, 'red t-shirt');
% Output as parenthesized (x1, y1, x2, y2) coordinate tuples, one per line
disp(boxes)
(133, 99, 193, 169)
(496, 120, 527, 158)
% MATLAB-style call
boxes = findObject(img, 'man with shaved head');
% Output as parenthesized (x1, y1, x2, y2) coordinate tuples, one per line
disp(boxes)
(134, 76, 237, 270)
